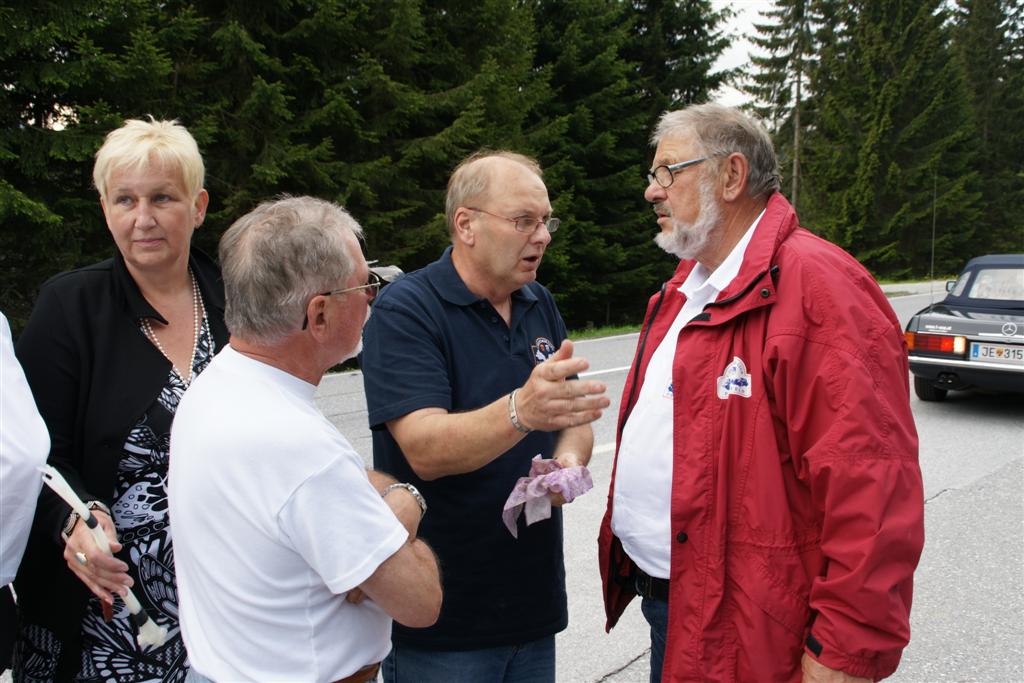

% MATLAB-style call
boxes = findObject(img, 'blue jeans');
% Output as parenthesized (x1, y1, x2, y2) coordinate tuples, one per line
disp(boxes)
(382, 635, 555, 683)
(641, 597, 669, 683)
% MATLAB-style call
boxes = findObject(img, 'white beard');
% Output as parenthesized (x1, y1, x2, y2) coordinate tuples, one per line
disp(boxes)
(339, 304, 371, 362)
(654, 180, 721, 260)
(341, 338, 363, 363)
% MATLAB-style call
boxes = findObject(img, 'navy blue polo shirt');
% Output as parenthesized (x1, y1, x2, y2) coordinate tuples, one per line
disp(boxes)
(360, 247, 569, 650)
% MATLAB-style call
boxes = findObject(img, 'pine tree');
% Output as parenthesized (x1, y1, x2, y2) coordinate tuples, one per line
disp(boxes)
(522, 0, 646, 327)
(625, 0, 730, 122)
(802, 0, 982, 278)
(350, 0, 548, 267)
(954, 0, 1024, 254)
(1004, 3, 1024, 251)
(743, 0, 834, 210)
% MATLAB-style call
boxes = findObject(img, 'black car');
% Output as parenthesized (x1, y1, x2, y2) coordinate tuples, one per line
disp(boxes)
(904, 253, 1024, 401)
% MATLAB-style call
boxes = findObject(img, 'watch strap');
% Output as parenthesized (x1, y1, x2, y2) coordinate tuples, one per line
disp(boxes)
(383, 483, 427, 518)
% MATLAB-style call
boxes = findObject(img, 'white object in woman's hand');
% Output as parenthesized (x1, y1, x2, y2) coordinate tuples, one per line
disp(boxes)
(63, 509, 132, 605)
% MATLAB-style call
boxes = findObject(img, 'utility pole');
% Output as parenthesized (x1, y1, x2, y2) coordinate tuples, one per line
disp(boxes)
(930, 165, 937, 283)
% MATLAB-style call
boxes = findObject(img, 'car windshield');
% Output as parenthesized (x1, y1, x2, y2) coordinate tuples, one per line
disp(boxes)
(951, 266, 1024, 301)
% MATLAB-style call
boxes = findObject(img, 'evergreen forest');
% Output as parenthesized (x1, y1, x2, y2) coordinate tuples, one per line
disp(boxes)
(2, 0, 1021, 332)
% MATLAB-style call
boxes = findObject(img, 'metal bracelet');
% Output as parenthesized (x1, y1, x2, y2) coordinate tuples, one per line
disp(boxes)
(382, 482, 427, 517)
(508, 389, 532, 434)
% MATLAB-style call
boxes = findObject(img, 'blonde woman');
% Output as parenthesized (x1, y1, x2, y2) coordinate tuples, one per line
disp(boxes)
(12, 118, 227, 682)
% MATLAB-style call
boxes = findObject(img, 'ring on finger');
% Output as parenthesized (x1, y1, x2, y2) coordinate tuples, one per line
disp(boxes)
(75, 551, 88, 566)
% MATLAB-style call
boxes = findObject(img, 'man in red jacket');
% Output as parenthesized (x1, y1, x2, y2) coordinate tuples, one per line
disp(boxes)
(598, 103, 925, 682)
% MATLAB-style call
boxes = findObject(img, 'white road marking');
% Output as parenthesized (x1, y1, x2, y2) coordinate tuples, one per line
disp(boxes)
(573, 332, 639, 343)
(580, 365, 631, 378)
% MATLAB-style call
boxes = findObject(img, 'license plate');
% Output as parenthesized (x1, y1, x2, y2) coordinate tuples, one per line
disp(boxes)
(970, 342, 1024, 366)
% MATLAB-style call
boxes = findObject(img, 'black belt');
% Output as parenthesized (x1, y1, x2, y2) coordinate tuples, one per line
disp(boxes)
(634, 566, 670, 602)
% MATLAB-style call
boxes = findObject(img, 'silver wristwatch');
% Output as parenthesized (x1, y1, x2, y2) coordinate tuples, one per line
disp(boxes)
(383, 482, 427, 518)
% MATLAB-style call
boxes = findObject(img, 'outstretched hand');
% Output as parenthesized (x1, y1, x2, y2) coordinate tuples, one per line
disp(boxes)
(514, 340, 610, 432)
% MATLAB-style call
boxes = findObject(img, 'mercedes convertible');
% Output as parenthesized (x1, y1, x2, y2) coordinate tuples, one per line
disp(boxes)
(904, 253, 1024, 401)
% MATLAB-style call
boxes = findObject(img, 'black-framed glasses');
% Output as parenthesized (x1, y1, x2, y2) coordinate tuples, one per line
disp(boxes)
(646, 157, 707, 188)
(301, 263, 403, 330)
(467, 207, 560, 234)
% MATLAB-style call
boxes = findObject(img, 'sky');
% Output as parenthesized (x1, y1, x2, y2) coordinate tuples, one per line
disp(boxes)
(710, 0, 775, 106)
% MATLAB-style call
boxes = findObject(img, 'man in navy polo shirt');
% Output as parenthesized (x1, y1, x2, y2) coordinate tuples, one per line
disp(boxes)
(361, 150, 610, 682)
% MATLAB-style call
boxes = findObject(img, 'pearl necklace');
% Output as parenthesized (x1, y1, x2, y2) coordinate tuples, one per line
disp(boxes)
(141, 269, 205, 386)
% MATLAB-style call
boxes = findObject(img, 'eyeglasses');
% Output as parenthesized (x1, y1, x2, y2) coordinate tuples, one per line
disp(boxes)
(467, 207, 560, 234)
(301, 263, 403, 330)
(320, 270, 385, 299)
(646, 157, 707, 188)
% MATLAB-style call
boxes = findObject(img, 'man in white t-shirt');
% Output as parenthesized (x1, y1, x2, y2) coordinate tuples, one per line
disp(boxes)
(169, 196, 441, 683)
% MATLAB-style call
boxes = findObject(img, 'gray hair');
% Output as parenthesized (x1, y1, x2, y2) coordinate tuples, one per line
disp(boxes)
(653, 104, 781, 198)
(219, 196, 363, 344)
(444, 150, 542, 235)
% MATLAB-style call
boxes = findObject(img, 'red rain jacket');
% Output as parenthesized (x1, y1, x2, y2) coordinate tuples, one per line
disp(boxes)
(598, 193, 924, 682)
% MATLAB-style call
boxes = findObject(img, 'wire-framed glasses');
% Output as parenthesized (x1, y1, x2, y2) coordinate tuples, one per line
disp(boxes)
(646, 157, 707, 188)
(468, 207, 560, 234)
(301, 264, 403, 330)
(319, 270, 385, 300)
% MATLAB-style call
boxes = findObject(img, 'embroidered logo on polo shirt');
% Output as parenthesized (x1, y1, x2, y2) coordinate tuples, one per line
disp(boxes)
(532, 337, 557, 364)
(716, 356, 752, 399)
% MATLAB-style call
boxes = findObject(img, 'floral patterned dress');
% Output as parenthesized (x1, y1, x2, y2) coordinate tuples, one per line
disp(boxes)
(14, 314, 214, 683)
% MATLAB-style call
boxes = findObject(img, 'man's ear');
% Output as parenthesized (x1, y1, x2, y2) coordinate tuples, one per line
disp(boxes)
(720, 152, 750, 202)
(305, 295, 329, 337)
(453, 207, 475, 246)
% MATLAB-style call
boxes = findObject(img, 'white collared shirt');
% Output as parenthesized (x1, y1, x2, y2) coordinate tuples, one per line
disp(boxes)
(611, 210, 764, 579)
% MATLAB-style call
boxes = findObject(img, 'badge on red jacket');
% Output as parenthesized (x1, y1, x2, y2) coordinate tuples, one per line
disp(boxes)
(717, 356, 752, 399)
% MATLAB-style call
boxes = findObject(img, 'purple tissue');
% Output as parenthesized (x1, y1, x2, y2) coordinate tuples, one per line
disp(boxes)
(502, 455, 593, 538)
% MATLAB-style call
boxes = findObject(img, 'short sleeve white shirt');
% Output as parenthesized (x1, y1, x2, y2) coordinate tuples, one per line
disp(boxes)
(611, 212, 763, 579)
(169, 346, 407, 682)
(0, 312, 49, 587)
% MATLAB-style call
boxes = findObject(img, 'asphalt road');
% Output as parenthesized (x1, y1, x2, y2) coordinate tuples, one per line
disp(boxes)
(4, 283, 1019, 683)
(316, 281, 1024, 682)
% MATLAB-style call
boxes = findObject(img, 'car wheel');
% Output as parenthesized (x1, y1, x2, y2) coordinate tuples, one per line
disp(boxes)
(914, 375, 948, 401)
